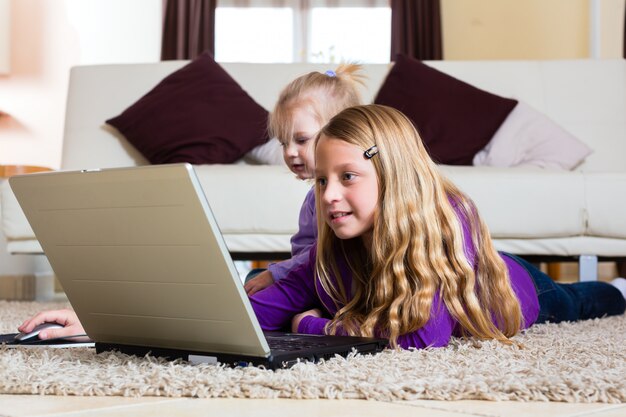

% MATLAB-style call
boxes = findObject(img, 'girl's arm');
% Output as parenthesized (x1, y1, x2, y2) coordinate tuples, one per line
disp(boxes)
(289, 187, 317, 257)
(249, 246, 324, 331)
(299, 293, 457, 349)
(267, 187, 316, 281)
(267, 248, 313, 283)
(247, 188, 316, 295)
(394, 306, 457, 349)
(296, 314, 330, 335)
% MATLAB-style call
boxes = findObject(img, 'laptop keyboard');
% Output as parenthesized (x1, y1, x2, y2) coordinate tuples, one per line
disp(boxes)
(265, 335, 329, 351)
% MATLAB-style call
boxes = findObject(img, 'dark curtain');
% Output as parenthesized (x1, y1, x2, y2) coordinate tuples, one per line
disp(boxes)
(390, 0, 442, 60)
(623, 5, 626, 58)
(161, 0, 217, 60)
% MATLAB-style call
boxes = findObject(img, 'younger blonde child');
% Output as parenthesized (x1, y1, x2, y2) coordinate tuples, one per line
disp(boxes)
(243, 64, 365, 295)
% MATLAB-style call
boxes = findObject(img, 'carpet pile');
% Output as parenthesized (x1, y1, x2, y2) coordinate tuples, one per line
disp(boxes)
(1, 301, 624, 402)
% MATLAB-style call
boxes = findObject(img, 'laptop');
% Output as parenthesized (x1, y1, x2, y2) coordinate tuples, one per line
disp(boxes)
(9, 164, 387, 369)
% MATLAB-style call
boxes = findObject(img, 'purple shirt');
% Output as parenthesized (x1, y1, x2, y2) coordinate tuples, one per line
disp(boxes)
(251, 206, 540, 350)
(267, 187, 316, 281)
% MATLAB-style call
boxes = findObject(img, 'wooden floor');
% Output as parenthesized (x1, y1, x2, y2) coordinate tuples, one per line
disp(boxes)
(1, 395, 626, 417)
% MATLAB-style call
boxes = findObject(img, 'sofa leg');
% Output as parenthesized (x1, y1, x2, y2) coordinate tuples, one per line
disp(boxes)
(579, 254, 598, 282)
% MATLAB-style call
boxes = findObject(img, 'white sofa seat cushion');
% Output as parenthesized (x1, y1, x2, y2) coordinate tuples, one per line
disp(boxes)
(1, 165, 310, 255)
(193, 164, 310, 235)
(441, 166, 586, 239)
(585, 173, 626, 239)
(0, 164, 595, 251)
(201, 165, 589, 241)
(1, 165, 312, 238)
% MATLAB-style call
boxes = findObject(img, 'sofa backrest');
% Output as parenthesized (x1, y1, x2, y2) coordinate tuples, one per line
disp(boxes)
(61, 60, 625, 172)
(426, 60, 625, 173)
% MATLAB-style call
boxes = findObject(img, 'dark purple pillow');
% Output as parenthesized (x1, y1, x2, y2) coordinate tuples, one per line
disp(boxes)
(374, 54, 518, 165)
(106, 52, 269, 164)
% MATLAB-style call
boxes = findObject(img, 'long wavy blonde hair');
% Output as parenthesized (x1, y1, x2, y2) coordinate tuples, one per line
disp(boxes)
(314, 104, 523, 348)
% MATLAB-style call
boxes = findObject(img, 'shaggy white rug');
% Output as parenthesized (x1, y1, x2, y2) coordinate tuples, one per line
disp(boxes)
(0, 301, 624, 402)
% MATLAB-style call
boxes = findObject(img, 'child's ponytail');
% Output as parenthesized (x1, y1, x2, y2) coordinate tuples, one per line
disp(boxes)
(269, 63, 367, 145)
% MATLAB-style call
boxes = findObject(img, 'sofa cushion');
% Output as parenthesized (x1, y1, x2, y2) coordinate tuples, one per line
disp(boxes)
(441, 165, 586, 239)
(244, 137, 285, 165)
(473, 101, 592, 170)
(106, 52, 269, 164)
(374, 54, 518, 165)
(1, 180, 34, 240)
(585, 173, 626, 239)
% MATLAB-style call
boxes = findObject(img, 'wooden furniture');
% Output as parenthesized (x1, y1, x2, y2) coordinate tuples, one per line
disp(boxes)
(0, 165, 52, 178)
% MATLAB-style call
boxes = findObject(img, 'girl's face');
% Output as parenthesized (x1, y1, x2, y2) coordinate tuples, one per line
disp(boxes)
(282, 106, 319, 180)
(315, 135, 379, 244)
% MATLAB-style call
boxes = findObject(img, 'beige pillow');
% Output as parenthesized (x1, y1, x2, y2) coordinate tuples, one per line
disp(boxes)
(473, 102, 592, 170)
(244, 137, 285, 166)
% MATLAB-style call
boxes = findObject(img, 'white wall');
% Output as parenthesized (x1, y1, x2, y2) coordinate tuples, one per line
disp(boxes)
(0, 0, 161, 276)
(66, 0, 161, 65)
(0, 0, 9, 74)
(0, 0, 161, 169)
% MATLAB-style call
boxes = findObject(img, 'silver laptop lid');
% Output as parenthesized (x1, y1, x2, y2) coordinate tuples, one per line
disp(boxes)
(10, 164, 271, 357)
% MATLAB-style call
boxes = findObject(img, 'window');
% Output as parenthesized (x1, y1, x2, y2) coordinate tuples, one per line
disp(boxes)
(215, 0, 390, 63)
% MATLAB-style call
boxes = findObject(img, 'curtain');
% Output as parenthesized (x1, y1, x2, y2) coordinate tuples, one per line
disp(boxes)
(390, 0, 442, 60)
(161, 0, 217, 60)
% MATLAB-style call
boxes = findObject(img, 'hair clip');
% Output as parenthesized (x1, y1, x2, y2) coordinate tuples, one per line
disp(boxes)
(364, 145, 379, 159)
(324, 70, 336, 77)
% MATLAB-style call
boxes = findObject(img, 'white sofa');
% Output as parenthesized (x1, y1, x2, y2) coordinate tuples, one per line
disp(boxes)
(2, 60, 625, 278)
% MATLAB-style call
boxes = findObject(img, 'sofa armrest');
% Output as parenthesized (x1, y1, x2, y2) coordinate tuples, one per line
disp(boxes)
(1, 165, 53, 254)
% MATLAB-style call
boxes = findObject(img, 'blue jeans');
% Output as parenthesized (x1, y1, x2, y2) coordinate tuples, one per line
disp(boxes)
(504, 253, 626, 324)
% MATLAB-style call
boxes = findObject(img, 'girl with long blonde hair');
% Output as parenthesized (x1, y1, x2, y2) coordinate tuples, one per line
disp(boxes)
(250, 104, 625, 348)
